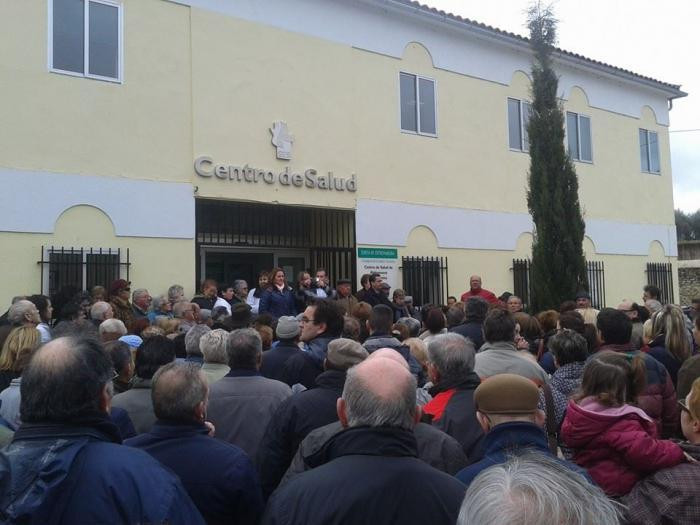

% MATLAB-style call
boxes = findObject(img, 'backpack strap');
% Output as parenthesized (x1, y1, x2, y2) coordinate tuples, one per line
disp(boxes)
(542, 383, 558, 456)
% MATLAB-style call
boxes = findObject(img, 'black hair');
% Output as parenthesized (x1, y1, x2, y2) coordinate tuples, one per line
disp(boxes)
(446, 306, 466, 328)
(548, 330, 588, 366)
(311, 299, 344, 337)
(105, 340, 132, 375)
(632, 302, 649, 323)
(20, 337, 112, 423)
(135, 336, 175, 379)
(28, 294, 51, 323)
(483, 309, 516, 343)
(558, 310, 585, 334)
(369, 273, 381, 284)
(596, 308, 632, 345)
(643, 285, 661, 300)
(369, 304, 394, 334)
(465, 297, 489, 323)
(57, 302, 82, 323)
(424, 308, 446, 334)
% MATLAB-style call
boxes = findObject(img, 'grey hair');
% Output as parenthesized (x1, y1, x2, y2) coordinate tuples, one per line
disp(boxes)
(98, 318, 127, 336)
(184, 324, 210, 357)
(427, 333, 475, 383)
(395, 317, 421, 337)
(90, 301, 112, 321)
(200, 329, 229, 364)
(8, 300, 35, 324)
(173, 301, 192, 319)
(152, 294, 169, 311)
(458, 452, 622, 525)
(226, 328, 262, 369)
(132, 288, 149, 303)
(233, 280, 248, 293)
(168, 284, 184, 302)
(342, 363, 417, 430)
(151, 362, 208, 424)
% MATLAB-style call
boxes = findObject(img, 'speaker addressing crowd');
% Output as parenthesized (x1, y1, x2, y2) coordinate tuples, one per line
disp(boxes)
(0, 269, 699, 524)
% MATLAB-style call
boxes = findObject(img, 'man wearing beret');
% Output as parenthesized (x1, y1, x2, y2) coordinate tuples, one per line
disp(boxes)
(455, 373, 588, 487)
(257, 339, 368, 499)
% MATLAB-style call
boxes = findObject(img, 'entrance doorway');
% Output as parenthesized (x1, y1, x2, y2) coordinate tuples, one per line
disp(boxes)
(195, 199, 356, 290)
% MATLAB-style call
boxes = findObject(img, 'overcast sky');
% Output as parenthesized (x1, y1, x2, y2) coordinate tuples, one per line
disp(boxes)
(425, 0, 699, 213)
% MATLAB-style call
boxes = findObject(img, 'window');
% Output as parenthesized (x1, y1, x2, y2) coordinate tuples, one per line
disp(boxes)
(39, 246, 129, 296)
(50, 0, 122, 82)
(566, 112, 592, 162)
(639, 129, 660, 174)
(399, 72, 437, 136)
(508, 98, 532, 152)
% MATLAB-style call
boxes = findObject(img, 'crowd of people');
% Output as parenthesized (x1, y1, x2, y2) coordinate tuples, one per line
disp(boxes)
(0, 268, 699, 524)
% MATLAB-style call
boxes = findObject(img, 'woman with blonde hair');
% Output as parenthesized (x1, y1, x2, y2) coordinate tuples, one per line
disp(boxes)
(0, 326, 41, 391)
(648, 304, 691, 387)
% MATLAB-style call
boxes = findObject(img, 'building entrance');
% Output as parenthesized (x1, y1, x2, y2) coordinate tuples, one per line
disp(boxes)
(195, 199, 356, 290)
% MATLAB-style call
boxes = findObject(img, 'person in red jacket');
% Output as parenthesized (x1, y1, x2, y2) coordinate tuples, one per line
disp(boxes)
(561, 351, 686, 497)
(459, 275, 498, 304)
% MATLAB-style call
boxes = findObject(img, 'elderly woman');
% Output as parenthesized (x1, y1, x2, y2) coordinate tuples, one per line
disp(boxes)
(90, 301, 114, 327)
(148, 295, 174, 324)
(199, 329, 230, 384)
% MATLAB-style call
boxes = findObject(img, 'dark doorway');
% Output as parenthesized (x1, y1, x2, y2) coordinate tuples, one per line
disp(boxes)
(205, 252, 274, 289)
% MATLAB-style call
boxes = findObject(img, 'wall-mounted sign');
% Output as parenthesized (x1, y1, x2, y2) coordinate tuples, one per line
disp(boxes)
(357, 247, 399, 290)
(270, 121, 293, 160)
(194, 157, 357, 192)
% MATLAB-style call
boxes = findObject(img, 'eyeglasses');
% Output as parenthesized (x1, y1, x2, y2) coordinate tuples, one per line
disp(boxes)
(300, 317, 316, 324)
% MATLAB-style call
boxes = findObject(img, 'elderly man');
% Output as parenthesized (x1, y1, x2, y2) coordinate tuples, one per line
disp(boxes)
(232, 280, 249, 305)
(258, 339, 368, 498)
(126, 362, 264, 524)
(112, 336, 176, 433)
(0, 337, 203, 524)
(184, 324, 210, 366)
(131, 289, 152, 321)
(474, 309, 548, 386)
(422, 333, 483, 459)
(109, 279, 134, 329)
(334, 278, 358, 315)
(455, 374, 586, 486)
(623, 377, 700, 525)
(506, 295, 524, 313)
(199, 329, 230, 384)
(90, 301, 114, 327)
(173, 301, 197, 333)
(281, 299, 344, 389)
(261, 316, 302, 383)
(575, 291, 599, 324)
(263, 356, 467, 524)
(98, 318, 127, 343)
(207, 329, 292, 464)
(6, 300, 41, 328)
(458, 452, 620, 525)
(105, 340, 135, 394)
(460, 275, 498, 304)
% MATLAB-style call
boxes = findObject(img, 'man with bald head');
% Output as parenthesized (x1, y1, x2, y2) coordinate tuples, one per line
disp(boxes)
(264, 357, 467, 524)
(0, 337, 203, 524)
(460, 275, 498, 304)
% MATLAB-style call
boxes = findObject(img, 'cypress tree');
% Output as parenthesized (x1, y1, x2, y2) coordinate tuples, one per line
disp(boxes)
(526, 3, 588, 312)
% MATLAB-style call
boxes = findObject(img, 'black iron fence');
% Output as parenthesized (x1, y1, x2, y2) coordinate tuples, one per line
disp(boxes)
(646, 262, 674, 304)
(512, 258, 606, 311)
(37, 246, 130, 297)
(400, 256, 448, 307)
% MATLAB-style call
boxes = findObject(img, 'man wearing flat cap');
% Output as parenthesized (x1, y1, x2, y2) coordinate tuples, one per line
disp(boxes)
(258, 338, 368, 499)
(455, 373, 588, 486)
(575, 290, 600, 325)
(334, 278, 358, 316)
(261, 316, 302, 383)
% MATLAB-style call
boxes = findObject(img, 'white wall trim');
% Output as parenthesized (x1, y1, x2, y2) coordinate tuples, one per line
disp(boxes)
(356, 199, 678, 257)
(0, 169, 194, 239)
(167, 0, 672, 125)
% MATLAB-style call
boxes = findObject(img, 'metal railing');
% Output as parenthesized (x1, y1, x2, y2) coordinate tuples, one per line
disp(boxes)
(400, 256, 448, 307)
(646, 262, 674, 304)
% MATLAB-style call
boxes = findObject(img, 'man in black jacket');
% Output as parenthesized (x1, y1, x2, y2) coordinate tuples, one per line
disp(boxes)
(263, 354, 466, 524)
(257, 338, 368, 498)
(260, 316, 302, 383)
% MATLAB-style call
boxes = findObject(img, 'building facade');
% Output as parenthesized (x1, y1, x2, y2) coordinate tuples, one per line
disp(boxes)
(0, 0, 685, 308)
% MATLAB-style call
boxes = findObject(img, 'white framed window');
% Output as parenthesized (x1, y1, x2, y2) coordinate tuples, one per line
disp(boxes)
(507, 98, 532, 152)
(566, 111, 592, 163)
(48, 0, 123, 83)
(399, 72, 437, 137)
(639, 129, 660, 174)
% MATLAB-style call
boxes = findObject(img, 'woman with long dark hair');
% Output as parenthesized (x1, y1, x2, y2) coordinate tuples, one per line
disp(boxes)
(247, 270, 270, 315)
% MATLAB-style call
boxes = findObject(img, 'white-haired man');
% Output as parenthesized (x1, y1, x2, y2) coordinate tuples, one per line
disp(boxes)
(200, 329, 231, 384)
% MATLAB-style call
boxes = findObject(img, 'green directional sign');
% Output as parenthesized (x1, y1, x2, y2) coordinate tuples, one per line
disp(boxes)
(357, 247, 398, 259)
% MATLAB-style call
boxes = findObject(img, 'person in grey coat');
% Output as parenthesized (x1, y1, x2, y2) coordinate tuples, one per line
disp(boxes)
(112, 336, 175, 434)
(207, 329, 292, 464)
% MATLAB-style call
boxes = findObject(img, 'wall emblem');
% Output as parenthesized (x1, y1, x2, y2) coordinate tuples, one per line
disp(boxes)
(270, 121, 294, 160)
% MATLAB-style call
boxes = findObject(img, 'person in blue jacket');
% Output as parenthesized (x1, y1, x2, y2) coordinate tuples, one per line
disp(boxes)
(259, 268, 296, 319)
(0, 336, 204, 525)
(126, 361, 264, 524)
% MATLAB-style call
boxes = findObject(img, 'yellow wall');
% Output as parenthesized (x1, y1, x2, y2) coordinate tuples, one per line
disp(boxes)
(0, 206, 195, 307)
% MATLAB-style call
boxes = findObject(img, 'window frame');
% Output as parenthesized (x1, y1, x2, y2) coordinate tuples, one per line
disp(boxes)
(41, 245, 127, 296)
(639, 128, 661, 175)
(398, 71, 438, 138)
(507, 97, 532, 153)
(565, 111, 593, 164)
(48, 0, 124, 83)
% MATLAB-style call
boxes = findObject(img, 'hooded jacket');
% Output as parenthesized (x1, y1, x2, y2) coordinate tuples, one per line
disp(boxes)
(422, 372, 484, 460)
(623, 441, 700, 525)
(263, 426, 466, 525)
(0, 416, 204, 524)
(561, 397, 685, 496)
(257, 369, 346, 499)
